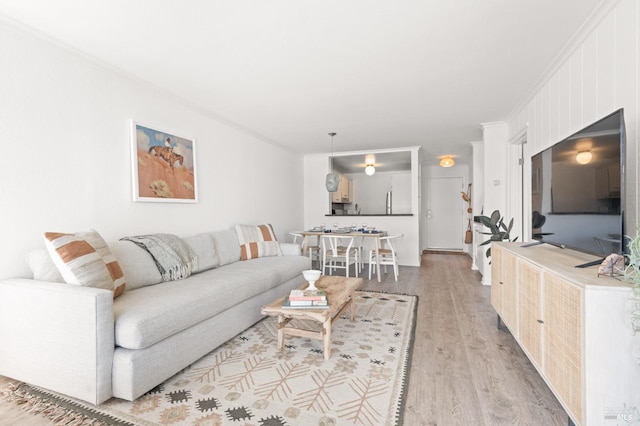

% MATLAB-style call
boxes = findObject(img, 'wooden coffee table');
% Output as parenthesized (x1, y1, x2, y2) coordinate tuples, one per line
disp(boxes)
(261, 275, 363, 359)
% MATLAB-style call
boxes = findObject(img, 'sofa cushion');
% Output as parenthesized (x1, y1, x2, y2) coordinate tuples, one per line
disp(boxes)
(183, 233, 219, 272)
(44, 230, 126, 297)
(108, 241, 163, 291)
(210, 229, 240, 266)
(235, 224, 282, 260)
(113, 255, 310, 350)
(26, 249, 65, 282)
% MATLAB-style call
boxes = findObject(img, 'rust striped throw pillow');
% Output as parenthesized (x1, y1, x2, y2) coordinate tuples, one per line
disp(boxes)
(43, 230, 126, 298)
(235, 224, 282, 261)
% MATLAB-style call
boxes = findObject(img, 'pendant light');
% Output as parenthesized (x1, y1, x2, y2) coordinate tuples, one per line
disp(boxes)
(326, 132, 339, 192)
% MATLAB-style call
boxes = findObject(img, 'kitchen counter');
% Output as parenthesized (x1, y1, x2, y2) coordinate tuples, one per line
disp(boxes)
(326, 213, 413, 217)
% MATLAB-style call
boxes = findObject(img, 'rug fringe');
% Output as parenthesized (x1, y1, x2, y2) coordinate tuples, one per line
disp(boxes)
(1, 382, 110, 426)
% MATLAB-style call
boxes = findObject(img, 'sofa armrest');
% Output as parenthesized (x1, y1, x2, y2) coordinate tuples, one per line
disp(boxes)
(280, 242, 302, 256)
(0, 279, 114, 404)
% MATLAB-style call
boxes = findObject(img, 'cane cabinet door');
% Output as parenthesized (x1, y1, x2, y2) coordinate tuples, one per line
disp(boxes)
(518, 260, 543, 368)
(490, 244, 504, 315)
(543, 271, 583, 425)
(500, 249, 518, 334)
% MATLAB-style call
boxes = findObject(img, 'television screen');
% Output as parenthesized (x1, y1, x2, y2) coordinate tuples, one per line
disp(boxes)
(531, 109, 625, 257)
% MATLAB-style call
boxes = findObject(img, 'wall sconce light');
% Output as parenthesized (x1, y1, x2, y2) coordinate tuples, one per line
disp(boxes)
(576, 150, 592, 165)
(365, 164, 376, 176)
(439, 156, 455, 167)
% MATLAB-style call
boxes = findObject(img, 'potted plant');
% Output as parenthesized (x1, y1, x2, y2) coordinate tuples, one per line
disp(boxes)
(478, 209, 518, 259)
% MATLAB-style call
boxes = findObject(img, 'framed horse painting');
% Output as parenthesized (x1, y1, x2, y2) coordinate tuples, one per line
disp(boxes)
(130, 120, 198, 203)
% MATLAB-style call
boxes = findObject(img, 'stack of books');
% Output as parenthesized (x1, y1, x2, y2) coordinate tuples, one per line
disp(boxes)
(282, 288, 329, 309)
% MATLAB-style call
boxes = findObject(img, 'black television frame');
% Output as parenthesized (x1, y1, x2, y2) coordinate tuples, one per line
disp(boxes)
(528, 108, 625, 267)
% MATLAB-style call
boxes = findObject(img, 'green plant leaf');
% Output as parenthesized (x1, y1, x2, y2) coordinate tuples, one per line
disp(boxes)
(490, 210, 501, 225)
(478, 216, 492, 228)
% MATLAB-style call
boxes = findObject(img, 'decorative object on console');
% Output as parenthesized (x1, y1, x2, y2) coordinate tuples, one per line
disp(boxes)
(597, 253, 625, 278)
(478, 209, 518, 260)
(325, 132, 339, 192)
(130, 120, 197, 203)
(236, 224, 282, 260)
(43, 229, 126, 298)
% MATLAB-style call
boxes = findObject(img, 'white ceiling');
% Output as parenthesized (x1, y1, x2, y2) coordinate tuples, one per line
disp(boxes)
(0, 0, 604, 167)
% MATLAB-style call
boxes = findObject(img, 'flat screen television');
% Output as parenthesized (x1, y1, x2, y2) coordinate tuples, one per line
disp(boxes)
(530, 108, 625, 262)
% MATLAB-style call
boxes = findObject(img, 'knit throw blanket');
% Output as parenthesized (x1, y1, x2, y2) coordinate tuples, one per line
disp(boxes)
(120, 233, 197, 281)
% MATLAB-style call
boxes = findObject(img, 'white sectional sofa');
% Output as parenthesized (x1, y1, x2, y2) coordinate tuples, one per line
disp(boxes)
(0, 228, 310, 405)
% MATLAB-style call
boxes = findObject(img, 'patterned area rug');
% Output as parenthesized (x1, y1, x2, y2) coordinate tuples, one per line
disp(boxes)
(1, 291, 417, 425)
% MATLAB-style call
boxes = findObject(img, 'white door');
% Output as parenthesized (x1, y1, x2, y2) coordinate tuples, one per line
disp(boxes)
(424, 177, 464, 250)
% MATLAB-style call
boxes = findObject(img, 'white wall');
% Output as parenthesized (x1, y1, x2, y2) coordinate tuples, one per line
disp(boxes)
(0, 21, 304, 279)
(507, 0, 639, 241)
(481, 122, 509, 219)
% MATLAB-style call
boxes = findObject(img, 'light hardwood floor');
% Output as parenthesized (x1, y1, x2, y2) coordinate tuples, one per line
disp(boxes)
(0, 253, 567, 425)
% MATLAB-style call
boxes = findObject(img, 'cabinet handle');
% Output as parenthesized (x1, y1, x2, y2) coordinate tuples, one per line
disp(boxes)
(499, 281, 504, 285)
(537, 319, 544, 324)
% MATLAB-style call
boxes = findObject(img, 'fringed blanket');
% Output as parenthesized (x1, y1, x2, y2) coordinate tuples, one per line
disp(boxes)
(120, 233, 197, 281)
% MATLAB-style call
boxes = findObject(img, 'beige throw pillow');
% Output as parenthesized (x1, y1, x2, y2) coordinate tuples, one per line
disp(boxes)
(44, 229, 126, 298)
(235, 224, 282, 261)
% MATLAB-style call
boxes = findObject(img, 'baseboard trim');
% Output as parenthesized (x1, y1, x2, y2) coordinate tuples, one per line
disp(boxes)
(422, 250, 467, 256)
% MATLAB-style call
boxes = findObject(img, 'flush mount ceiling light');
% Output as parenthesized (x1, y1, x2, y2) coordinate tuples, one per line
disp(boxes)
(365, 164, 376, 175)
(576, 150, 592, 165)
(325, 132, 339, 192)
(439, 156, 455, 167)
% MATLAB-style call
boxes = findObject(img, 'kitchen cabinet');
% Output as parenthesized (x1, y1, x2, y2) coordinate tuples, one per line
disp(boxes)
(491, 242, 637, 425)
(331, 174, 352, 203)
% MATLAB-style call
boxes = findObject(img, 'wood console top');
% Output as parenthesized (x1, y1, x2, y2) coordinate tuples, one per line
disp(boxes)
(496, 242, 631, 290)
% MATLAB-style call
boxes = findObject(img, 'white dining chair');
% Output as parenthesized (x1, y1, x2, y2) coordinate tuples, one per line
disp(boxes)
(321, 235, 359, 277)
(353, 234, 365, 274)
(369, 234, 403, 281)
(289, 232, 320, 268)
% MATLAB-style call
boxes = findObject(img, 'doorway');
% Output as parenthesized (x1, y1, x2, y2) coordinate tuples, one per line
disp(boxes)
(423, 177, 464, 251)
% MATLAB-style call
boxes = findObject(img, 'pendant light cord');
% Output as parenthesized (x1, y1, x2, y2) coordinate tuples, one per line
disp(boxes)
(329, 132, 336, 170)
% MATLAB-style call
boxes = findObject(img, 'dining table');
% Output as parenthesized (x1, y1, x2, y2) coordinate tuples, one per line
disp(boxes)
(299, 230, 387, 282)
